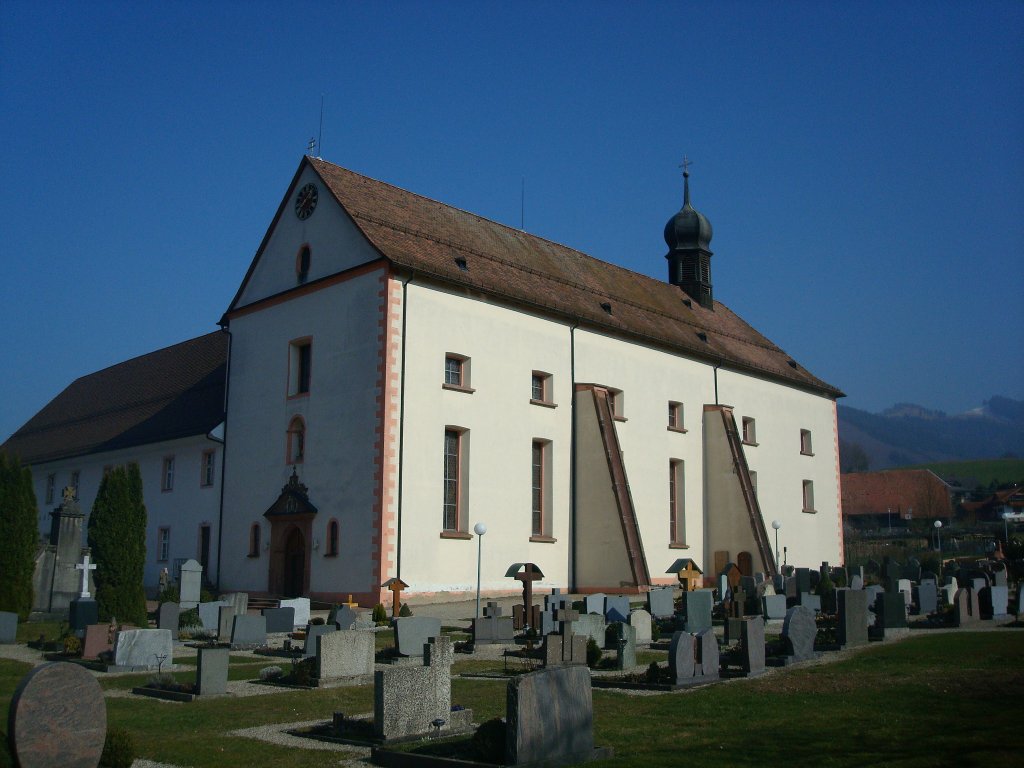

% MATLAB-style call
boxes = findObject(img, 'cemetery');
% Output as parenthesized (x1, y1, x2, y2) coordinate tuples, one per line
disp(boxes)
(1, 551, 1023, 767)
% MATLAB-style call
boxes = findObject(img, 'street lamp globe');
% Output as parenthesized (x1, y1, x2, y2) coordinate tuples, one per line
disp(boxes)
(474, 522, 488, 536)
(934, 520, 942, 530)
(771, 520, 781, 531)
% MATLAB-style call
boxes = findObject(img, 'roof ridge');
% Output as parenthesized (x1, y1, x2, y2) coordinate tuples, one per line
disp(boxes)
(65, 330, 224, 386)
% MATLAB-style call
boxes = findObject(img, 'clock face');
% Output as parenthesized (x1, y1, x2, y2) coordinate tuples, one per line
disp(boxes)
(295, 183, 318, 220)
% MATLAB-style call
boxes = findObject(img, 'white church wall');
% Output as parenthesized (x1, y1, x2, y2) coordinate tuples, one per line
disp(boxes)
(28, 435, 222, 592)
(397, 281, 573, 597)
(573, 329, 717, 582)
(234, 164, 382, 310)
(717, 368, 843, 568)
(220, 265, 386, 598)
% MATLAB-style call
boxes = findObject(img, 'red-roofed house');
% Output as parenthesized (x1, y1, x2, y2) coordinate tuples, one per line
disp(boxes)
(841, 469, 953, 529)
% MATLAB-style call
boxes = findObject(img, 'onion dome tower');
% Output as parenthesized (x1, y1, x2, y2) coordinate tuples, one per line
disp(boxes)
(664, 160, 714, 309)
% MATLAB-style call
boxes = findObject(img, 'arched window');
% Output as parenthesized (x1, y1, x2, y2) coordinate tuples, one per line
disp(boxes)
(249, 524, 261, 557)
(326, 519, 339, 556)
(296, 244, 311, 284)
(287, 416, 306, 464)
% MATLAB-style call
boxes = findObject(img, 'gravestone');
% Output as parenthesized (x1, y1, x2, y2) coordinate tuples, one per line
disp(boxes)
(196, 646, 229, 695)
(512, 603, 542, 632)
(756, 581, 776, 599)
(545, 588, 571, 612)
(68, 597, 98, 635)
(604, 595, 631, 623)
(303, 623, 337, 659)
(739, 575, 757, 596)
(505, 664, 596, 766)
(717, 575, 730, 603)
(920, 571, 938, 585)
(739, 617, 766, 676)
(953, 588, 979, 626)
(569, 613, 606, 646)
(902, 558, 921, 582)
(979, 586, 1009, 620)
(278, 597, 310, 628)
(629, 609, 652, 645)
(694, 629, 720, 681)
(375, 636, 458, 740)
(473, 601, 515, 645)
(897, 578, 913, 607)
(221, 592, 249, 615)
(81, 623, 113, 660)
(785, 577, 798, 600)
(262, 606, 296, 633)
(540, 609, 558, 636)
(179, 559, 203, 609)
(316, 629, 375, 679)
(795, 568, 812, 594)
(8, 662, 106, 768)
(762, 594, 787, 620)
(330, 605, 358, 630)
(865, 559, 880, 576)
(584, 593, 606, 615)
(940, 583, 957, 607)
(668, 631, 695, 683)
(837, 589, 868, 648)
(0, 611, 18, 643)
(157, 602, 180, 633)
(508, 562, 545, 630)
(781, 606, 817, 663)
(799, 593, 821, 613)
(992, 565, 1008, 589)
(113, 628, 173, 670)
(914, 582, 938, 615)
(682, 589, 713, 633)
(218, 605, 235, 641)
(613, 623, 637, 671)
(198, 600, 230, 632)
(542, 608, 588, 667)
(865, 585, 884, 611)
(229, 615, 267, 649)
(850, 574, 864, 590)
(394, 616, 442, 657)
(647, 587, 675, 618)
(873, 592, 908, 634)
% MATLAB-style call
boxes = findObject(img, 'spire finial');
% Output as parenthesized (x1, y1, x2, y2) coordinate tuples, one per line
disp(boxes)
(679, 156, 692, 205)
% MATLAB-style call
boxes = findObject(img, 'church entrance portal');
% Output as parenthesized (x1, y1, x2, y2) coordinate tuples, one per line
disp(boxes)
(284, 527, 306, 598)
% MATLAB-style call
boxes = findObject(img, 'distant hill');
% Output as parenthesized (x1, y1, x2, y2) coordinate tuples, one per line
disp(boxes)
(838, 395, 1024, 472)
(898, 458, 1024, 489)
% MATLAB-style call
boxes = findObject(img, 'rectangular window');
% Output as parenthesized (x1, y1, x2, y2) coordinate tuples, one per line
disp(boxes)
(532, 442, 544, 536)
(670, 459, 685, 545)
(802, 480, 816, 513)
(742, 416, 757, 445)
(443, 354, 473, 392)
(443, 429, 463, 531)
(162, 456, 175, 492)
(800, 429, 813, 455)
(70, 471, 80, 500)
(608, 388, 625, 420)
(201, 450, 216, 487)
(668, 401, 685, 431)
(45, 474, 55, 504)
(289, 338, 312, 396)
(530, 371, 554, 405)
(157, 527, 170, 562)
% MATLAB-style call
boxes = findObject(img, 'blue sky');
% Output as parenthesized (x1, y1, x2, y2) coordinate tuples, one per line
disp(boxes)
(1, 1, 1022, 443)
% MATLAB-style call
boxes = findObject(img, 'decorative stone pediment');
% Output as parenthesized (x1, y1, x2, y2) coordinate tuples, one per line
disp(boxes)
(263, 468, 318, 519)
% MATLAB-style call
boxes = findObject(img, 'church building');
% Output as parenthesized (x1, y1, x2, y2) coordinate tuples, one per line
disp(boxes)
(3, 156, 844, 607)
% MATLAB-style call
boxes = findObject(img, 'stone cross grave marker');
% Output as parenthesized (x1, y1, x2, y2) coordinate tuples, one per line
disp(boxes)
(75, 553, 96, 598)
(474, 601, 515, 645)
(543, 606, 587, 666)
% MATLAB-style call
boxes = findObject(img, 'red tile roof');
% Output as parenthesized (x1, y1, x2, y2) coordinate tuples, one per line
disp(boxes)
(1, 332, 227, 465)
(841, 469, 952, 519)
(232, 157, 842, 399)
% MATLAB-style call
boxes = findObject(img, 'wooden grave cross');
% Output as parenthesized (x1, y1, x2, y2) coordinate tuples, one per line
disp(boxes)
(381, 577, 409, 618)
(679, 561, 703, 592)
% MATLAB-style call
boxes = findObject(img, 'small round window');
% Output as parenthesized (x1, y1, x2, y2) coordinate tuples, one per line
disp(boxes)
(297, 245, 311, 284)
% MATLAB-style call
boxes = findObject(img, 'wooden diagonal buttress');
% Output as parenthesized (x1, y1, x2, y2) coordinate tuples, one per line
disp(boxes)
(719, 408, 778, 577)
(590, 387, 652, 588)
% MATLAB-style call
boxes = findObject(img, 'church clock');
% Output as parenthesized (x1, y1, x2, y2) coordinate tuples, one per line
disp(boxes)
(295, 183, 318, 220)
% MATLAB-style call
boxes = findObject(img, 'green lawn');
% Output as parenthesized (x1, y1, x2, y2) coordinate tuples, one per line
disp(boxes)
(3, 631, 1022, 767)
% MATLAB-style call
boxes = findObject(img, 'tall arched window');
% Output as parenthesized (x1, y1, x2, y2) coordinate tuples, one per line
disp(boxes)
(287, 416, 306, 464)
(249, 524, 261, 557)
(326, 519, 339, 556)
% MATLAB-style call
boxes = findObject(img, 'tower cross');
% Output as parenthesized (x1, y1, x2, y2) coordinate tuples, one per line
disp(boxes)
(679, 156, 692, 176)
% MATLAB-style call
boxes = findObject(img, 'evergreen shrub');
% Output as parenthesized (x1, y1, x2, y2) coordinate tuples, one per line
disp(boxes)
(0, 453, 38, 619)
(99, 726, 135, 768)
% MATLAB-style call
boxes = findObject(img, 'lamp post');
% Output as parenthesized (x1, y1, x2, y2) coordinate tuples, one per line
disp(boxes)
(1003, 511, 1012, 543)
(934, 520, 942, 561)
(474, 522, 487, 620)
(887, 507, 892, 533)
(771, 520, 782, 572)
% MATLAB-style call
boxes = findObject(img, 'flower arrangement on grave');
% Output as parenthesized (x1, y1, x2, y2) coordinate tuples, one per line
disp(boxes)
(144, 673, 194, 694)
(62, 635, 82, 657)
(258, 666, 283, 681)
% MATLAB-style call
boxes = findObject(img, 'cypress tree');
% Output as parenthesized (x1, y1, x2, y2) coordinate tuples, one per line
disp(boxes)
(87, 465, 148, 626)
(0, 453, 39, 620)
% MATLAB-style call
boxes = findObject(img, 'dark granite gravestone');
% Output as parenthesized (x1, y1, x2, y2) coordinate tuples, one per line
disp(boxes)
(739, 617, 766, 676)
(157, 602, 180, 632)
(604, 596, 631, 624)
(196, 646, 229, 695)
(394, 616, 442, 657)
(332, 605, 358, 630)
(473, 601, 516, 645)
(837, 589, 868, 648)
(9, 662, 106, 768)
(873, 591, 908, 634)
(883, 558, 902, 593)
(68, 597, 98, 635)
(762, 594, 787, 620)
(0, 610, 18, 643)
(668, 631, 695, 683)
(864, 559, 880, 576)
(512, 603, 542, 632)
(647, 587, 675, 618)
(781, 606, 817, 663)
(979, 586, 1010, 620)
(262, 606, 295, 633)
(584, 593, 606, 615)
(795, 568, 812, 594)
(614, 623, 637, 671)
(694, 629, 720, 680)
(914, 582, 938, 615)
(229, 615, 267, 650)
(303, 623, 337, 659)
(831, 566, 849, 587)
(902, 557, 921, 583)
(784, 577, 799, 601)
(682, 589, 713, 633)
(505, 664, 602, 766)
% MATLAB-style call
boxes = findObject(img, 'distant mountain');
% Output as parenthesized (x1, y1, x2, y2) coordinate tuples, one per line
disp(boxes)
(838, 396, 1024, 472)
